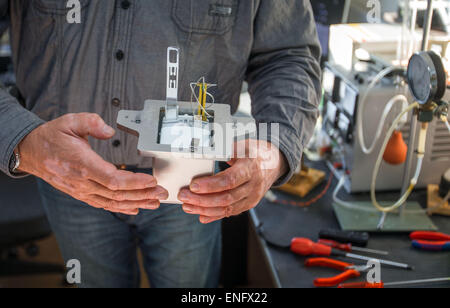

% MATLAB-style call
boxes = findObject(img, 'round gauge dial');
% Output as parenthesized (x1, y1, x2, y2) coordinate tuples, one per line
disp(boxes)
(407, 51, 446, 105)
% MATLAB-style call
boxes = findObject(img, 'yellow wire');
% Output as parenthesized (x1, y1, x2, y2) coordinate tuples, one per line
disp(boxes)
(202, 83, 208, 121)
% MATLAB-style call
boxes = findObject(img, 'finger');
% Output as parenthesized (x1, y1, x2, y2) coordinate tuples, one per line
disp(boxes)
(84, 198, 139, 216)
(88, 181, 168, 201)
(178, 182, 251, 207)
(44, 180, 142, 215)
(182, 203, 232, 218)
(183, 194, 254, 219)
(199, 216, 224, 224)
(88, 195, 161, 211)
(83, 152, 157, 190)
(61, 113, 157, 190)
(189, 159, 252, 194)
(60, 116, 157, 190)
(111, 169, 159, 190)
(105, 207, 140, 216)
(194, 196, 256, 222)
(67, 113, 116, 140)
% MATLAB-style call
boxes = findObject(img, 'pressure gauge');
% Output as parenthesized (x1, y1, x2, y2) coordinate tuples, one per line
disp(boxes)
(407, 51, 446, 105)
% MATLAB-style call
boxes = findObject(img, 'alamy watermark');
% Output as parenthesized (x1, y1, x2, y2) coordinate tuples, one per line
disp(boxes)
(65, 1, 383, 25)
(66, 0, 81, 24)
(366, 259, 381, 284)
(65, 1, 382, 25)
(367, 0, 381, 24)
(164, 122, 281, 171)
(66, 259, 81, 284)
(64, 258, 382, 287)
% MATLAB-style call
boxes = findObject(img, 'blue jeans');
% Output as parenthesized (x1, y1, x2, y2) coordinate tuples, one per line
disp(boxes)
(36, 173, 221, 288)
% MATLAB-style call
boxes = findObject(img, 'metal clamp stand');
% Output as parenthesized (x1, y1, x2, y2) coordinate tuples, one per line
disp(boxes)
(377, 0, 435, 230)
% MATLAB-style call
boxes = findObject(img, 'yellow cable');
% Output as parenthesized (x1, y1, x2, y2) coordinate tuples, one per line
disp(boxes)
(202, 83, 208, 121)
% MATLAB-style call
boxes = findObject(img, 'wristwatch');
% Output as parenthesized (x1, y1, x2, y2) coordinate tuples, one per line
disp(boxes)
(9, 149, 21, 174)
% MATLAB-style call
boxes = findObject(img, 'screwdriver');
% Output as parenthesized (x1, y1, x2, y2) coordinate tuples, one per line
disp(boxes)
(291, 238, 413, 270)
(339, 277, 450, 288)
(319, 229, 369, 247)
(318, 239, 389, 256)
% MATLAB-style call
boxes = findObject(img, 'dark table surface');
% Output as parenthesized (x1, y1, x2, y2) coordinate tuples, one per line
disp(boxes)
(252, 161, 450, 288)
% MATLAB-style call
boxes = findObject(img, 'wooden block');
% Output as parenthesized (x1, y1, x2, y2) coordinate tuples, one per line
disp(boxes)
(277, 168, 326, 198)
(427, 184, 450, 216)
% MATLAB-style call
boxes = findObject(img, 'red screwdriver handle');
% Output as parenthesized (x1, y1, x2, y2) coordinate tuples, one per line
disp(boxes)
(318, 239, 352, 252)
(410, 231, 450, 241)
(291, 238, 332, 256)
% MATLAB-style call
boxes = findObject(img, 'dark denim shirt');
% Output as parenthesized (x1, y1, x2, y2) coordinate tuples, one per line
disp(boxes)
(0, 0, 321, 185)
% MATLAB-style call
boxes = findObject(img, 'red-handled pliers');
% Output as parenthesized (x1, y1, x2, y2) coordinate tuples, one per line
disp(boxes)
(305, 258, 371, 288)
(410, 231, 450, 252)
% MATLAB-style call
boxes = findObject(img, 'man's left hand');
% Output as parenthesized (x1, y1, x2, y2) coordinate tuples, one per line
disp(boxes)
(178, 140, 288, 224)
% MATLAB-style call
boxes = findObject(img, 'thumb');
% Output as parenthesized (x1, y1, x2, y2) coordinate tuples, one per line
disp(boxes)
(69, 113, 116, 140)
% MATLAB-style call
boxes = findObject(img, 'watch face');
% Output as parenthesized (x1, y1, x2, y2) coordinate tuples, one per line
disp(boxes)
(9, 153, 17, 173)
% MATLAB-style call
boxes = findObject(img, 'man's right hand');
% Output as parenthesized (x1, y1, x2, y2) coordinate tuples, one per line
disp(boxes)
(17, 113, 168, 215)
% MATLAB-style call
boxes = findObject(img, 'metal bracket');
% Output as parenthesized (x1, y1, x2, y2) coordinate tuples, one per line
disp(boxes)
(117, 100, 256, 203)
(166, 47, 179, 121)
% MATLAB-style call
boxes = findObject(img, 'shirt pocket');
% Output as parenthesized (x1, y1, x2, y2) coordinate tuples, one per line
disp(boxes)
(33, 0, 90, 15)
(171, 0, 238, 35)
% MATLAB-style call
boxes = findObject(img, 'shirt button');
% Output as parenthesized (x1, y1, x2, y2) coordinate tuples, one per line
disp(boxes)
(116, 50, 124, 61)
(112, 98, 121, 107)
(113, 140, 121, 147)
(121, 0, 131, 9)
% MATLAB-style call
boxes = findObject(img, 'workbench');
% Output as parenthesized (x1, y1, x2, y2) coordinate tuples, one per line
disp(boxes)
(247, 161, 450, 288)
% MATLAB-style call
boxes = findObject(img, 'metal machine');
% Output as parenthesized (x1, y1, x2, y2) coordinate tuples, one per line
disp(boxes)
(327, 0, 450, 231)
(322, 61, 450, 193)
(117, 48, 255, 204)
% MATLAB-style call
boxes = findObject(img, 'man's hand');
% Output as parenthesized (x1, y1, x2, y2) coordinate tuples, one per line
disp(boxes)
(178, 140, 288, 224)
(18, 113, 168, 215)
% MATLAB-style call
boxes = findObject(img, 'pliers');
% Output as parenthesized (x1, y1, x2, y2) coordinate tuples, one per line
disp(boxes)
(305, 257, 371, 288)
(410, 231, 450, 252)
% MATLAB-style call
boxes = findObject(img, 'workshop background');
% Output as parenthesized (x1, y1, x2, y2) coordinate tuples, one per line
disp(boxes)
(1, 0, 450, 288)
